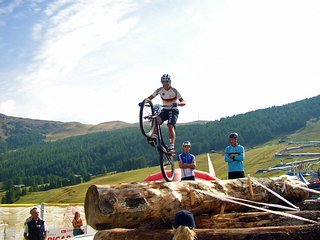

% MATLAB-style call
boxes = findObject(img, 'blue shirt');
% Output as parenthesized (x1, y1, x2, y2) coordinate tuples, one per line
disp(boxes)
(224, 144, 245, 173)
(178, 152, 196, 178)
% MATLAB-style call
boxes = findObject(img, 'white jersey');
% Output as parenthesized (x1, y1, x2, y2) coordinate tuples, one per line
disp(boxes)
(152, 87, 182, 109)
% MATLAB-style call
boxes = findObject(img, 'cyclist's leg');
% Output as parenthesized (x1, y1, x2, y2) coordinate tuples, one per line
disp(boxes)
(152, 116, 163, 136)
(167, 124, 175, 151)
(147, 116, 163, 145)
(167, 109, 179, 150)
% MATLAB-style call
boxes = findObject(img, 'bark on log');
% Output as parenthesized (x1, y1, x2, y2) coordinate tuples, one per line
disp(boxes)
(196, 210, 320, 229)
(93, 224, 320, 240)
(297, 199, 320, 211)
(85, 176, 309, 230)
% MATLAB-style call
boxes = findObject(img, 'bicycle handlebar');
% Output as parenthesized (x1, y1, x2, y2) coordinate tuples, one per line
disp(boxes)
(158, 103, 185, 108)
(139, 100, 184, 108)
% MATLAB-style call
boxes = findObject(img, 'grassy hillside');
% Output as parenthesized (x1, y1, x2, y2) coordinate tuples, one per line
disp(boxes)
(5, 120, 320, 204)
(45, 121, 136, 140)
(13, 153, 212, 203)
(0, 113, 135, 141)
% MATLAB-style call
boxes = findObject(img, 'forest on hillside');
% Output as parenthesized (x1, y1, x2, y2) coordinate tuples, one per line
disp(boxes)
(0, 95, 319, 203)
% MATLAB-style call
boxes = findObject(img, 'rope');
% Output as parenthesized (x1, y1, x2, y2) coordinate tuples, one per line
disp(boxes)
(199, 189, 317, 224)
(251, 179, 299, 210)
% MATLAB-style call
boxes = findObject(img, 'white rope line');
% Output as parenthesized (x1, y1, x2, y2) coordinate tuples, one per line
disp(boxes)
(251, 179, 299, 210)
(293, 184, 320, 195)
(199, 190, 317, 224)
(227, 196, 298, 211)
(222, 195, 317, 224)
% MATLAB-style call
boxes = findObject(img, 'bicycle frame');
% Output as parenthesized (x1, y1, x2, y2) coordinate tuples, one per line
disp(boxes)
(139, 99, 175, 182)
(153, 105, 169, 152)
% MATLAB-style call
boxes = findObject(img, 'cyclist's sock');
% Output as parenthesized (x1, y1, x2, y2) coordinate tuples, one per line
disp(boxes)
(169, 144, 174, 150)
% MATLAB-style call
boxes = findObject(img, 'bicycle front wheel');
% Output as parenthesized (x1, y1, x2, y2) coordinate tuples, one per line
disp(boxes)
(159, 150, 175, 182)
(139, 99, 155, 137)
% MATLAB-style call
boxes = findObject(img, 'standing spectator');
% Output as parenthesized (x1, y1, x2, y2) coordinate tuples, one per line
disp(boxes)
(224, 132, 245, 179)
(178, 141, 196, 181)
(72, 211, 84, 236)
(24, 207, 47, 240)
(171, 210, 196, 240)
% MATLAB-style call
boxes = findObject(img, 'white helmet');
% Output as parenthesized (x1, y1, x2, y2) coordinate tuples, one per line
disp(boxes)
(182, 141, 191, 146)
(229, 132, 238, 139)
(161, 74, 171, 83)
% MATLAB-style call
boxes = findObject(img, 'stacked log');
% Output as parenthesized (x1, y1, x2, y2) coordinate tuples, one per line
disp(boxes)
(84, 176, 320, 239)
(93, 224, 320, 240)
(195, 210, 320, 228)
(85, 176, 309, 230)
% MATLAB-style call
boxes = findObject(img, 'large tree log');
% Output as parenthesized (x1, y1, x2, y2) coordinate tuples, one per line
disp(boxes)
(93, 224, 320, 240)
(85, 176, 309, 230)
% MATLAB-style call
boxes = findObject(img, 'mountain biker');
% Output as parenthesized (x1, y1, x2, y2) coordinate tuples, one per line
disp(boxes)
(224, 132, 245, 179)
(144, 74, 186, 152)
(178, 141, 196, 181)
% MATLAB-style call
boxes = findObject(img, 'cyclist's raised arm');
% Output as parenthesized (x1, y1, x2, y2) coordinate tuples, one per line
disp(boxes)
(147, 95, 155, 101)
(138, 96, 153, 107)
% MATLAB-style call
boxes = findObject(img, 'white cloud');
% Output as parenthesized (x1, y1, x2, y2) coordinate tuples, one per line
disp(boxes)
(1, 0, 320, 124)
(0, 99, 16, 115)
(9, 0, 141, 123)
(32, 23, 43, 40)
(0, 0, 22, 15)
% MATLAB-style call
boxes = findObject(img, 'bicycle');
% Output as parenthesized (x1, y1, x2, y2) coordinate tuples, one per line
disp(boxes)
(139, 98, 175, 182)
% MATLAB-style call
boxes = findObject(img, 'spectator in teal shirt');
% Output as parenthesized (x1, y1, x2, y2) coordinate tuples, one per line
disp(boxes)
(224, 132, 245, 179)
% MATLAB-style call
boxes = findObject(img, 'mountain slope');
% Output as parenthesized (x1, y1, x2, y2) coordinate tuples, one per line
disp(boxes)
(14, 119, 320, 203)
(0, 113, 135, 152)
(0, 94, 319, 198)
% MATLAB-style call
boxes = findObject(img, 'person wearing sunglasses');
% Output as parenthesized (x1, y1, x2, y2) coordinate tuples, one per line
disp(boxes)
(224, 132, 245, 179)
(178, 141, 196, 181)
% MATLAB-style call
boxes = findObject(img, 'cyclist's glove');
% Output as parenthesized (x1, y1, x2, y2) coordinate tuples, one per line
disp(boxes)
(172, 102, 178, 108)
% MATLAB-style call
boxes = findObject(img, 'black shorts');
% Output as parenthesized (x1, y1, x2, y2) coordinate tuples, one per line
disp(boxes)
(158, 109, 179, 126)
(228, 171, 245, 179)
(181, 176, 195, 181)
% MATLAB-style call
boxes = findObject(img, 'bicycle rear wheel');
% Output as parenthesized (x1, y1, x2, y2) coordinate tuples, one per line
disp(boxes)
(159, 150, 175, 182)
(139, 99, 155, 137)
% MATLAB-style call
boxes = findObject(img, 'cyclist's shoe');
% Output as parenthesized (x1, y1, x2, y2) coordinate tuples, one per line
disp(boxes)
(168, 144, 174, 150)
(168, 144, 175, 155)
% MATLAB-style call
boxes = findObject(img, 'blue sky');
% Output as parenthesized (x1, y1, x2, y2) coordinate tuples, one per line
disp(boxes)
(0, 0, 320, 124)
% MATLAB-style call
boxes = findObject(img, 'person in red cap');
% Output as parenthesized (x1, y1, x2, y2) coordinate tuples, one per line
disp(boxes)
(171, 210, 196, 240)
